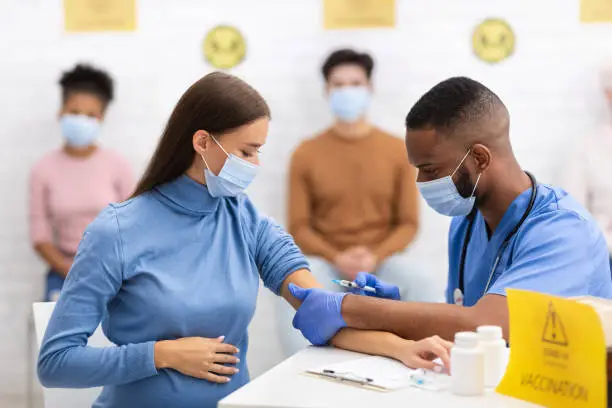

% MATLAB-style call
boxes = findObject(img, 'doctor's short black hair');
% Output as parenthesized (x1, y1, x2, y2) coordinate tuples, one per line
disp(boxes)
(405, 77, 506, 134)
(321, 49, 374, 81)
(59, 63, 114, 107)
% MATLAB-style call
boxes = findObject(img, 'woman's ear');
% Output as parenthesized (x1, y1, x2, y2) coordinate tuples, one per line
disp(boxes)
(192, 130, 211, 156)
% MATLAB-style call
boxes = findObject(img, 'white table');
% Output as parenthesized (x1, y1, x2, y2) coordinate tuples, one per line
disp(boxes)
(220, 347, 541, 408)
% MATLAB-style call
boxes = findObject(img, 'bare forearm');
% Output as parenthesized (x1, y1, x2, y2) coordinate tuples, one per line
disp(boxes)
(341, 295, 479, 341)
(34, 243, 71, 277)
(330, 328, 413, 360)
(281, 270, 414, 360)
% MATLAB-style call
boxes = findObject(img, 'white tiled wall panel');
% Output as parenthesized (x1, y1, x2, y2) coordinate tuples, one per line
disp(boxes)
(1, 0, 611, 406)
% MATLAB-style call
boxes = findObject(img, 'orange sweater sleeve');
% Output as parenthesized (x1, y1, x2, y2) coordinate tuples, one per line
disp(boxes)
(372, 158, 419, 260)
(287, 144, 340, 261)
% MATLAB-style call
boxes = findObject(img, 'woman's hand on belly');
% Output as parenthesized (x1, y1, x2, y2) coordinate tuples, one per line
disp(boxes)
(154, 336, 240, 383)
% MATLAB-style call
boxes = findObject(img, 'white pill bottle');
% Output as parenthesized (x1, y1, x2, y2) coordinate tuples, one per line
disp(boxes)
(477, 325, 508, 388)
(450, 331, 485, 396)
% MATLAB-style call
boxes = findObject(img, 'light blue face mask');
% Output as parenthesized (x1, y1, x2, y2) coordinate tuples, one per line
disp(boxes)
(329, 86, 371, 123)
(60, 114, 101, 147)
(202, 136, 259, 197)
(416, 151, 482, 217)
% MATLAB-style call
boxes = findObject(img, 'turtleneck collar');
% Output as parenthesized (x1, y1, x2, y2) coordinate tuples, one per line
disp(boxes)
(155, 174, 220, 215)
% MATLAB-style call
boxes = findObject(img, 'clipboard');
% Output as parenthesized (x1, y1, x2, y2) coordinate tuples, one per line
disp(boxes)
(305, 356, 415, 392)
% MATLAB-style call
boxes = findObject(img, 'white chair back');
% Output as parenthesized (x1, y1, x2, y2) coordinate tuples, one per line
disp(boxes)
(32, 302, 113, 408)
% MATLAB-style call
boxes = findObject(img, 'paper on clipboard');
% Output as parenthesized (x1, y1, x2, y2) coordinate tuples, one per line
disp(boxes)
(306, 356, 415, 391)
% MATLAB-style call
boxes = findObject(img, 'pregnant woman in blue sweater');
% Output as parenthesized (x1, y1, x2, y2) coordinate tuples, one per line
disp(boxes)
(37, 72, 451, 408)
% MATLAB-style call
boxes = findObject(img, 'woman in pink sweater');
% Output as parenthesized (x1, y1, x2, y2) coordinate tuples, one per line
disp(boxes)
(29, 64, 134, 301)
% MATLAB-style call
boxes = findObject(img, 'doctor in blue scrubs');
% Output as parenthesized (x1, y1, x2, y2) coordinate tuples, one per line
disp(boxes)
(37, 72, 456, 408)
(287, 76, 612, 345)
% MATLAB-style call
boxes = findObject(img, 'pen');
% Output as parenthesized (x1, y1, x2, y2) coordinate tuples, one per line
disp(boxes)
(332, 279, 376, 293)
(322, 369, 373, 384)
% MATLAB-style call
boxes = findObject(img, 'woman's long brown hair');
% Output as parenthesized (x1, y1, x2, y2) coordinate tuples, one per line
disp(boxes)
(131, 72, 270, 198)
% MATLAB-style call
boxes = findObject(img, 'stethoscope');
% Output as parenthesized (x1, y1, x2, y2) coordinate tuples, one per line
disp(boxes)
(453, 172, 537, 306)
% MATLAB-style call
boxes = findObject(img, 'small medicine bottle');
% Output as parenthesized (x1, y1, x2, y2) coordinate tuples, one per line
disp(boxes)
(477, 325, 508, 388)
(451, 331, 485, 396)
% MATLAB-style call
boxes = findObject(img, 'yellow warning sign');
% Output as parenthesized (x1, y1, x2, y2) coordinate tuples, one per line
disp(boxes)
(542, 302, 568, 346)
(497, 289, 607, 408)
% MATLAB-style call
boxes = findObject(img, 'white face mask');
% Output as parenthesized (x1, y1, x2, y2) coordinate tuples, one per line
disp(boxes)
(201, 135, 259, 197)
(416, 151, 481, 217)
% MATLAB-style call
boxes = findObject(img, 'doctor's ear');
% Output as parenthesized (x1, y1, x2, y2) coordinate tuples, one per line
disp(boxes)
(192, 130, 212, 156)
(471, 144, 491, 172)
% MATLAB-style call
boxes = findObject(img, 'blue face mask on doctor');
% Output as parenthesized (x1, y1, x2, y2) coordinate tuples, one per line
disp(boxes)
(417, 150, 482, 217)
(201, 135, 259, 197)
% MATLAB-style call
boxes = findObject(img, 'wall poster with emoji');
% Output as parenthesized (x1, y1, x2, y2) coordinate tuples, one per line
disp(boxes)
(472, 18, 515, 64)
(202, 25, 247, 70)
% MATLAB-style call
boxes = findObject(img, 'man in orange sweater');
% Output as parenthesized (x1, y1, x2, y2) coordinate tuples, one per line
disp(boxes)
(278, 49, 443, 355)
(287, 49, 439, 304)
(279, 49, 437, 356)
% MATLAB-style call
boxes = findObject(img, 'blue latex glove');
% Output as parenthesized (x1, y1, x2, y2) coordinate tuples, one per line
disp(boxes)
(289, 283, 347, 346)
(353, 272, 401, 300)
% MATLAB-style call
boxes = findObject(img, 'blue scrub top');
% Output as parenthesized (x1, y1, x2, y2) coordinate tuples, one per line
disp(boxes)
(446, 184, 612, 306)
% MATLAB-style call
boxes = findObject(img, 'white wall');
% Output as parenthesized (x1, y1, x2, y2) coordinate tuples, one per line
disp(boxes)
(1, 0, 611, 406)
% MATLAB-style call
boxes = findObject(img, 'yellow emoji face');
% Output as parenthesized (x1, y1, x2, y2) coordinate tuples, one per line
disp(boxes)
(472, 19, 515, 64)
(203, 25, 246, 69)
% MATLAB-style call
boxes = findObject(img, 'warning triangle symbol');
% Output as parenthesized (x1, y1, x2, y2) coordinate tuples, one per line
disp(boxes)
(541, 301, 568, 346)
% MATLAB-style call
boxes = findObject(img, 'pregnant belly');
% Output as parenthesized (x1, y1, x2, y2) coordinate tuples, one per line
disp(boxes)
(93, 364, 249, 408)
